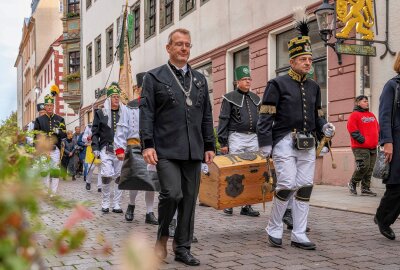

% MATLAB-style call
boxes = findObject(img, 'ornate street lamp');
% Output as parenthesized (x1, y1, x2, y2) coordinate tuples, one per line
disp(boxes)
(315, 0, 342, 64)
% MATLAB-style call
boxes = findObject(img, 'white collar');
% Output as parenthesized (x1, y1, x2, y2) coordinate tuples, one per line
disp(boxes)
(172, 63, 188, 74)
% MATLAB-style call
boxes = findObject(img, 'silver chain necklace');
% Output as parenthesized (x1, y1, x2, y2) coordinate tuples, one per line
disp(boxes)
(166, 64, 193, 106)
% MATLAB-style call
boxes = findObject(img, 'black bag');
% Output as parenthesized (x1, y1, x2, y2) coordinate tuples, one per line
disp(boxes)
(372, 147, 390, 180)
(118, 145, 160, 191)
(293, 132, 315, 150)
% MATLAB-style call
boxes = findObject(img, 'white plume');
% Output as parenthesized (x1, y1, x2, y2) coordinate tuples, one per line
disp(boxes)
(293, 6, 307, 24)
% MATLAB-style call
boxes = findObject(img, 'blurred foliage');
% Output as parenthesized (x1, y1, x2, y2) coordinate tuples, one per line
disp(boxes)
(0, 112, 93, 270)
(214, 128, 220, 153)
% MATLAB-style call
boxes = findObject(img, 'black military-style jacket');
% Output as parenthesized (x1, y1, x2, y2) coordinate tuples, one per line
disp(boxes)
(139, 63, 215, 160)
(34, 113, 66, 149)
(218, 89, 260, 147)
(91, 108, 120, 152)
(257, 69, 327, 147)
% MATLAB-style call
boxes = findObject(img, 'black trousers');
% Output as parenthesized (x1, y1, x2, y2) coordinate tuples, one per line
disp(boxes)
(156, 159, 201, 254)
(376, 184, 400, 226)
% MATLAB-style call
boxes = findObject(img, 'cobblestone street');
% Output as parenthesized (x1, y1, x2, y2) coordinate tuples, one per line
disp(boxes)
(39, 175, 400, 270)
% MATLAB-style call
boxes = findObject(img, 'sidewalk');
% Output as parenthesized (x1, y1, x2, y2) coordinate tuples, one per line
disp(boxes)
(311, 184, 383, 215)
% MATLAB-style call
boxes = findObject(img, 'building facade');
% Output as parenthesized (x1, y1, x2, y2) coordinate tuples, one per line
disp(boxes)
(61, 0, 82, 114)
(34, 36, 79, 130)
(15, 0, 65, 128)
(79, 0, 400, 186)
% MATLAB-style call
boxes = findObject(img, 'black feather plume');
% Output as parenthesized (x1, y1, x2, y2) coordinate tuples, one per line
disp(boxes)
(295, 19, 309, 36)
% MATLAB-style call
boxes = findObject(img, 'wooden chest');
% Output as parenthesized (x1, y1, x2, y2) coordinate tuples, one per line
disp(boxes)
(199, 152, 274, 210)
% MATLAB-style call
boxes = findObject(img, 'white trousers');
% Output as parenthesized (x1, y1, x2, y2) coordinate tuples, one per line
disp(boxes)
(129, 190, 155, 213)
(266, 133, 315, 243)
(100, 148, 123, 209)
(228, 132, 259, 154)
(43, 147, 60, 194)
(86, 164, 102, 188)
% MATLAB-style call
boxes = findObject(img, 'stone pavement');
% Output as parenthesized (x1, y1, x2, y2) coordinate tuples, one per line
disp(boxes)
(39, 175, 400, 270)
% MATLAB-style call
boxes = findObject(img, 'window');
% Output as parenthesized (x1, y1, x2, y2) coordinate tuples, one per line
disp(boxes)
(67, 0, 80, 14)
(95, 35, 102, 72)
(69, 51, 80, 73)
(275, 20, 327, 113)
(145, 0, 156, 39)
(233, 48, 249, 81)
(86, 0, 92, 9)
(86, 43, 93, 77)
(180, 0, 195, 17)
(130, 4, 140, 47)
(194, 62, 213, 108)
(106, 25, 114, 65)
(160, 0, 174, 30)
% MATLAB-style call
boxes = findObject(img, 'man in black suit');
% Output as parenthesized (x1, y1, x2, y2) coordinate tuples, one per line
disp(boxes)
(140, 28, 215, 266)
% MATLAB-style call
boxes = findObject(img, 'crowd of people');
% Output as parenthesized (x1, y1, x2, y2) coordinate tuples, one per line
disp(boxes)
(29, 24, 400, 267)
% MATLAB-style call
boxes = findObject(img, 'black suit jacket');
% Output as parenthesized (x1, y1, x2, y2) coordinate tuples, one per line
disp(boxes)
(91, 109, 119, 152)
(139, 63, 215, 160)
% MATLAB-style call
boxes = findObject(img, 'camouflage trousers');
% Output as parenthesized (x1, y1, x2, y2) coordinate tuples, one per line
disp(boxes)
(350, 148, 377, 189)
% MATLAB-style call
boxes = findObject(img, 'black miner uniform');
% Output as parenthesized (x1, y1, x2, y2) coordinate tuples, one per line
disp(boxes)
(218, 89, 260, 150)
(34, 113, 66, 150)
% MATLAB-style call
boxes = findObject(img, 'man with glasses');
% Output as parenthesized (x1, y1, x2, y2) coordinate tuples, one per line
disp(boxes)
(140, 28, 215, 266)
(257, 20, 335, 250)
(217, 65, 261, 217)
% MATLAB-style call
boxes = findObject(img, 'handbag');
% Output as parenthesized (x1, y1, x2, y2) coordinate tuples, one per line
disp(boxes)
(372, 147, 390, 180)
(118, 145, 160, 191)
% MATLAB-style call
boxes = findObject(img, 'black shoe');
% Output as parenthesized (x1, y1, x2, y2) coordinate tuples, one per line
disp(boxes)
(101, 208, 109, 213)
(291, 241, 316, 250)
(84, 176, 86, 182)
(267, 234, 282, 248)
(98, 188, 102, 192)
(283, 209, 293, 227)
(145, 212, 158, 225)
(361, 188, 377, 196)
(169, 219, 176, 238)
(240, 205, 260, 217)
(72, 175, 76, 181)
(125, 204, 135, 221)
(348, 182, 357, 195)
(112, 208, 123, 213)
(223, 208, 233, 215)
(175, 251, 200, 266)
(86, 183, 91, 190)
(374, 216, 395, 240)
(192, 236, 198, 243)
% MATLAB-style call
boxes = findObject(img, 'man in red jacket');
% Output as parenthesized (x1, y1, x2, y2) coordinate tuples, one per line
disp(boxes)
(347, 95, 379, 196)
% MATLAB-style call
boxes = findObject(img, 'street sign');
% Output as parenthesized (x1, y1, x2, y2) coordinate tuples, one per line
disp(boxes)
(95, 88, 106, 99)
(335, 43, 376, 57)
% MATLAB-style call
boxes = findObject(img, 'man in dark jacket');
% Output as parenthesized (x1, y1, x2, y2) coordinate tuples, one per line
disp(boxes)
(92, 83, 127, 213)
(347, 95, 379, 196)
(217, 65, 260, 217)
(34, 94, 66, 194)
(140, 28, 215, 266)
(257, 20, 334, 250)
